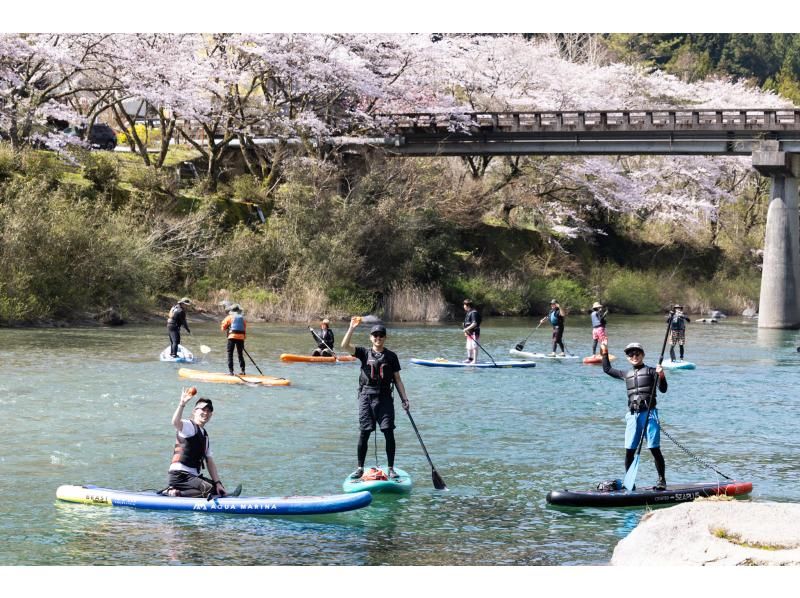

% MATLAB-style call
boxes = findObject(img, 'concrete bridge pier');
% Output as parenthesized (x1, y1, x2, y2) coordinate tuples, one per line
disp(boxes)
(753, 146, 800, 329)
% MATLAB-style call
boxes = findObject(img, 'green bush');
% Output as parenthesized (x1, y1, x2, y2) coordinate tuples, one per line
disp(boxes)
(604, 270, 662, 314)
(0, 143, 17, 182)
(82, 152, 120, 192)
(544, 277, 592, 313)
(327, 285, 377, 315)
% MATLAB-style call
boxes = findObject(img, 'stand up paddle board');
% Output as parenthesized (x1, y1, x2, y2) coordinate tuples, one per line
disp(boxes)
(178, 368, 291, 386)
(280, 353, 356, 363)
(582, 354, 616, 364)
(509, 349, 578, 360)
(546, 480, 752, 508)
(57, 484, 371, 515)
(160, 345, 194, 363)
(342, 467, 412, 494)
(661, 359, 697, 370)
(410, 358, 536, 368)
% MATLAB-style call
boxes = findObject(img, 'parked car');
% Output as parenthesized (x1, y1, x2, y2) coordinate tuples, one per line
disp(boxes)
(63, 124, 117, 150)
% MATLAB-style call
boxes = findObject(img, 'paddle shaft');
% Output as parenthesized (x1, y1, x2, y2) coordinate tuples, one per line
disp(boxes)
(515, 321, 543, 350)
(623, 311, 674, 490)
(405, 409, 447, 490)
(465, 331, 497, 366)
(309, 326, 338, 358)
(242, 347, 264, 376)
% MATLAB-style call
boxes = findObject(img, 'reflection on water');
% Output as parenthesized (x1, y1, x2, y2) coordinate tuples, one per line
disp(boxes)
(1, 316, 798, 565)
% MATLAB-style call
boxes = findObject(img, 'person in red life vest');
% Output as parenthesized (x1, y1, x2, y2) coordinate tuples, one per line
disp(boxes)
(341, 317, 410, 481)
(166, 297, 192, 358)
(220, 304, 247, 376)
(164, 389, 228, 498)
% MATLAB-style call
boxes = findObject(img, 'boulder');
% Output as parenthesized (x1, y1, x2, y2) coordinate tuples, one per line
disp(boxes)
(611, 499, 800, 566)
(742, 307, 757, 318)
(95, 307, 125, 326)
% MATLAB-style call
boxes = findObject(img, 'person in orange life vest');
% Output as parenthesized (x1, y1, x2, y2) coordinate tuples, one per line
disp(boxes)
(166, 297, 192, 358)
(165, 389, 228, 498)
(341, 317, 410, 481)
(220, 304, 246, 376)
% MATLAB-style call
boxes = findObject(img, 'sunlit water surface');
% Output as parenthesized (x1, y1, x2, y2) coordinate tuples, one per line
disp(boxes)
(1, 316, 797, 565)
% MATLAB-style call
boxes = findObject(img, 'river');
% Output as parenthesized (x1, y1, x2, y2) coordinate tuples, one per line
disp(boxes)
(1, 315, 797, 566)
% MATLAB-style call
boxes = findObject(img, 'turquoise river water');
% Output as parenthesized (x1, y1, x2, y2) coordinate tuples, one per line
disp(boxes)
(1, 315, 798, 566)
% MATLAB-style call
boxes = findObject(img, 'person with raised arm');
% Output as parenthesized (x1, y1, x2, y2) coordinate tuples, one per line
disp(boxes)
(341, 317, 410, 481)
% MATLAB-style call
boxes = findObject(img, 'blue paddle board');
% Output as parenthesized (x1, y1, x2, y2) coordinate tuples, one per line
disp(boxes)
(57, 484, 371, 515)
(342, 466, 412, 494)
(661, 359, 696, 370)
(160, 345, 195, 363)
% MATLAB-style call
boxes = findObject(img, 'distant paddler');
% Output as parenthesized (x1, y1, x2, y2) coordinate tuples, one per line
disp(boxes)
(590, 301, 608, 356)
(166, 297, 192, 359)
(310, 318, 335, 357)
(462, 299, 482, 364)
(220, 304, 247, 376)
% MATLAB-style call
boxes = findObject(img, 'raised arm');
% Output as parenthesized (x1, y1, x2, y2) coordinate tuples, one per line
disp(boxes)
(600, 342, 625, 379)
(340, 316, 361, 355)
(172, 387, 194, 431)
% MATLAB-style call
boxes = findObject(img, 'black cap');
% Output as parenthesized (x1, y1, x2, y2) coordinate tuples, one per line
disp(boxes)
(370, 324, 387, 335)
(194, 398, 213, 412)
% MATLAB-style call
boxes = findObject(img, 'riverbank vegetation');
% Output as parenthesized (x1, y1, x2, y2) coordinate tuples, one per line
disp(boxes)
(0, 34, 792, 324)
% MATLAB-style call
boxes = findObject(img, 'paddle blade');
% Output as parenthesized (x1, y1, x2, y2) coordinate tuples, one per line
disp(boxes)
(200, 345, 212, 354)
(622, 455, 640, 491)
(432, 469, 448, 491)
(514, 343, 524, 351)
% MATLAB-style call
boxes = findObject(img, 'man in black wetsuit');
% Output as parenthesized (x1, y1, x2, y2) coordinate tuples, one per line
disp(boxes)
(601, 340, 668, 490)
(668, 304, 691, 362)
(166, 297, 192, 358)
(341, 318, 410, 481)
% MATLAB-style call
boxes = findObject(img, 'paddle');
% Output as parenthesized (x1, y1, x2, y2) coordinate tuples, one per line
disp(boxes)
(514, 321, 543, 351)
(622, 311, 674, 491)
(405, 409, 447, 490)
(206, 483, 243, 501)
(308, 326, 338, 359)
(243, 347, 264, 376)
(466, 332, 498, 367)
(199, 344, 211, 364)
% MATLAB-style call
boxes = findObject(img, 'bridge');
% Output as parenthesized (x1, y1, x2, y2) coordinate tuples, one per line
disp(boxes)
(362, 109, 800, 329)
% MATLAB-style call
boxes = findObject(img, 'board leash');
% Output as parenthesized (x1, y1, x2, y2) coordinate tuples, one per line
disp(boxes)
(657, 418, 734, 480)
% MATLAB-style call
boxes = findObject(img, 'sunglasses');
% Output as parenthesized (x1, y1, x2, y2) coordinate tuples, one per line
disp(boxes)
(626, 351, 643, 358)
(371, 332, 386, 338)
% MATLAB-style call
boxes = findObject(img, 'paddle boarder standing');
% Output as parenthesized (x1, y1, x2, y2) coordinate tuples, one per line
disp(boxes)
(311, 318, 335, 356)
(601, 341, 668, 490)
(220, 304, 246, 376)
(590, 301, 608, 356)
(165, 389, 229, 498)
(166, 297, 192, 358)
(462, 299, 482, 363)
(540, 299, 567, 356)
(668, 304, 691, 362)
(342, 318, 410, 481)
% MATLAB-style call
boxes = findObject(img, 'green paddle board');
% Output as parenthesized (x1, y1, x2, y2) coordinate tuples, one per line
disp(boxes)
(342, 466, 412, 494)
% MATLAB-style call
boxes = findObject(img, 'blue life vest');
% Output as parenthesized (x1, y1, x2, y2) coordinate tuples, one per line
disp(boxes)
(549, 310, 559, 326)
(230, 313, 245, 332)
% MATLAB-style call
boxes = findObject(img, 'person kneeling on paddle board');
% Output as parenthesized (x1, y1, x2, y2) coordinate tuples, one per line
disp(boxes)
(311, 318, 335, 356)
(601, 341, 668, 490)
(164, 390, 229, 498)
(221, 304, 246, 376)
(342, 318, 410, 481)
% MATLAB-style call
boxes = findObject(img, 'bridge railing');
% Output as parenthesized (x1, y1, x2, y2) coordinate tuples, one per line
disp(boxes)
(374, 109, 800, 134)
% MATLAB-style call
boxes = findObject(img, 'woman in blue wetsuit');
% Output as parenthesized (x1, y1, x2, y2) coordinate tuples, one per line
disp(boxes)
(540, 299, 566, 356)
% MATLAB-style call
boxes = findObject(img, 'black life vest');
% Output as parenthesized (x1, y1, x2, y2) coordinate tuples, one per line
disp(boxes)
(167, 304, 184, 327)
(359, 349, 394, 394)
(171, 421, 208, 471)
(625, 366, 659, 412)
